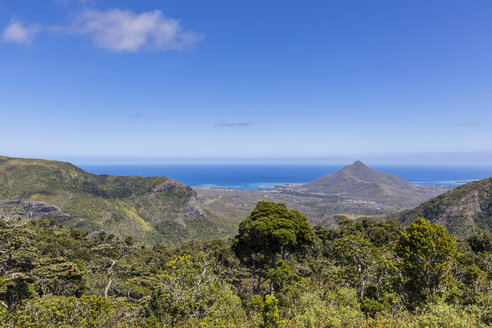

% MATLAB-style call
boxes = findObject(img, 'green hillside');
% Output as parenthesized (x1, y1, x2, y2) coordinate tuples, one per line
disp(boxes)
(388, 177, 492, 237)
(0, 156, 238, 244)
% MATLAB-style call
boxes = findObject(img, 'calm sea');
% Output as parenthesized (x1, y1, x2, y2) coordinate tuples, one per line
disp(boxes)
(78, 164, 492, 190)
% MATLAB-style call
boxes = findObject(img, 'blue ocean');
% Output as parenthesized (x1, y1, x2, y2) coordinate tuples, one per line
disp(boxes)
(78, 164, 492, 190)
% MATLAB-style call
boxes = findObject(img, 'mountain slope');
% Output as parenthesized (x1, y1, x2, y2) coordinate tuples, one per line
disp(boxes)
(0, 156, 238, 244)
(294, 161, 446, 208)
(388, 177, 492, 237)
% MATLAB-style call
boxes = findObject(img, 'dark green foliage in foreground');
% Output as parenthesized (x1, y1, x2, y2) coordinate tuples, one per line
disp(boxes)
(232, 201, 315, 294)
(1, 203, 492, 327)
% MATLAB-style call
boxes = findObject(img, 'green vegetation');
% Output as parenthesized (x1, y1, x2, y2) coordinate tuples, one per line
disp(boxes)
(232, 201, 315, 294)
(395, 218, 460, 308)
(389, 176, 492, 237)
(0, 156, 239, 244)
(1, 201, 491, 327)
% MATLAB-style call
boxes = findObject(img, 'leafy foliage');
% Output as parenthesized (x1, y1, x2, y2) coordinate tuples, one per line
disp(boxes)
(232, 201, 315, 294)
(1, 204, 492, 327)
(395, 217, 460, 307)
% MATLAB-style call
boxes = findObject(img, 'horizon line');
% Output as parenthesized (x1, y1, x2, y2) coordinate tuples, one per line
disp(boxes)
(3, 152, 492, 166)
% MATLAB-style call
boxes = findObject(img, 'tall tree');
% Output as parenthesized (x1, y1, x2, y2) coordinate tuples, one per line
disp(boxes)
(232, 201, 315, 294)
(395, 217, 460, 307)
(332, 234, 377, 298)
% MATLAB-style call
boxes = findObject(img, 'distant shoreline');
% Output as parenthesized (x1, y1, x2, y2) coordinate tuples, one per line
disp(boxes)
(79, 164, 492, 190)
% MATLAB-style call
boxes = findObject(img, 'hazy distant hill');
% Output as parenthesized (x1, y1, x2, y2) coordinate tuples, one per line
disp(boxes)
(388, 177, 492, 237)
(294, 161, 445, 208)
(0, 156, 238, 244)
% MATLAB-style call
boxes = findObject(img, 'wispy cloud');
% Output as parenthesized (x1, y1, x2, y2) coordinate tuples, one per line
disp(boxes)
(214, 121, 255, 127)
(54, 0, 94, 7)
(63, 8, 203, 52)
(456, 122, 481, 127)
(2, 18, 40, 45)
(454, 91, 492, 101)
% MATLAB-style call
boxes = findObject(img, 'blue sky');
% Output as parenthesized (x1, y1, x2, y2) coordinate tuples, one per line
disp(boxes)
(1, 0, 492, 164)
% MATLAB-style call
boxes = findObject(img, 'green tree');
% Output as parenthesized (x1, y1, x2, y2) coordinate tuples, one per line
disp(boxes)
(3, 295, 140, 327)
(150, 254, 244, 325)
(232, 201, 315, 293)
(31, 257, 84, 296)
(332, 234, 377, 298)
(0, 273, 37, 308)
(269, 260, 298, 295)
(91, 239, 133, 297)
(261, 295, 281, 328)
(395, 217, 460, 307)
(468, 230, 492, 253)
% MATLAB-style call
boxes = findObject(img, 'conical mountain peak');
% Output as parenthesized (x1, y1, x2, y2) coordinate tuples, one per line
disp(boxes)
(351, 160, 366, 167)
(344, 160, 369, 170)
(299, 160, 415, 200)
(339, 161, 373, 177)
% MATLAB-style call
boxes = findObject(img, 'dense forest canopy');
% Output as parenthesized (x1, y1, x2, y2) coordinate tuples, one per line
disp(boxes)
(1, 201, 491, 327)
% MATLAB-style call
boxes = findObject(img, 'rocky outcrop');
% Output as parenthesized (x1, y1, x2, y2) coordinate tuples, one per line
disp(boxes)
(0, 200, 64, 218)
(174, 191, 205, 227)
(152, 179, 182, 192)
(0, 200, 21, 206)
(23, 201, 59, 214)
(181, 192, 205, 220)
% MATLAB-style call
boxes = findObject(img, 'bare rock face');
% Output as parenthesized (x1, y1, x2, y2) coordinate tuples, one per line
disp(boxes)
(0, 200, 21, 206)
(151, 179, 206, 227)
(174, 191, 205, 227)
(0, 200, 64, 219)
(23, 201, 59, 213)
(182, 192, 205, 220)
(152, 179, 181, 192)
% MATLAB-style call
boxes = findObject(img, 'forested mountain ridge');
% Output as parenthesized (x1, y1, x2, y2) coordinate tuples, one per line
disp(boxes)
(0, 156, 238, 244)
(388, 176, 492, 237)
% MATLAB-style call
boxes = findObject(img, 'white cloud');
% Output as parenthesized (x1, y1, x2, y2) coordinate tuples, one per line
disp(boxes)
(70, 8, 203, 52)
(2, 19, 40, 45)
